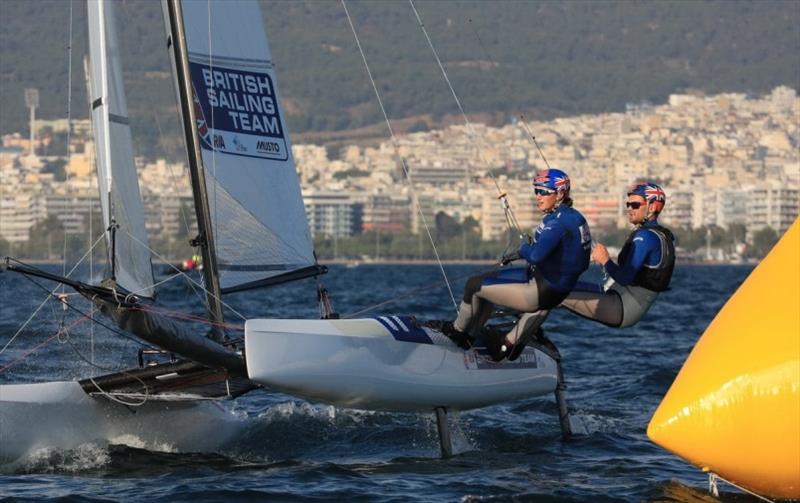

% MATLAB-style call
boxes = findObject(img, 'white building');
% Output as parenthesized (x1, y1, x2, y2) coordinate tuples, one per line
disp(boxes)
(303, 190, 363, 239)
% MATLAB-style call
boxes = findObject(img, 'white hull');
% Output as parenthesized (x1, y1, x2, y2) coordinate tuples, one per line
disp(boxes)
(245, 317, 558, 412)
(0, 381, 241, 465)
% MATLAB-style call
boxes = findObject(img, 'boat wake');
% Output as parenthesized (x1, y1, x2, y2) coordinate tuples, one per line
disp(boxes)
(12, 443, 112, 474)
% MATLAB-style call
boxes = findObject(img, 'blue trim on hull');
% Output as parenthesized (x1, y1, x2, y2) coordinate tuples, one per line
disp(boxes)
(373, 315, 433, 344)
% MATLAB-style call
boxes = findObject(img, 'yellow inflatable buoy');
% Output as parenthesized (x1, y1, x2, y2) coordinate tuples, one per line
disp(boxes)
(648, 218, 800, 500)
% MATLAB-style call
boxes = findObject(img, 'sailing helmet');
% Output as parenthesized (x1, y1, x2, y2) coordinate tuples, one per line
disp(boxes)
(533, 168, 570, 197)
(627, 181, 666, 214)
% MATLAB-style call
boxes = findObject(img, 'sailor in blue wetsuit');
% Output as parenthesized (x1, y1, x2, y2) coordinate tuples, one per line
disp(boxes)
(561, 181, 675, 327)
(443, 168, 591, 360)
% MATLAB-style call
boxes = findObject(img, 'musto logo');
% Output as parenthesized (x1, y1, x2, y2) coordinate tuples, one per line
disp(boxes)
(189, 61, 288, 161)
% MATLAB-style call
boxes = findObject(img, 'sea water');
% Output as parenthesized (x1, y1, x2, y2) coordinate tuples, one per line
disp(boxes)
(0, 264, 756, 502)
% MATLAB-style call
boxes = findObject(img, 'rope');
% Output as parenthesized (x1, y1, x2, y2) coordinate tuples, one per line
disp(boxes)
(129, 305, 244, 331)
(518, 118, 551, 170)
(465, 17, 551, 175)
(87, 376, 148, 407)
(408, 1, 523, 237)
(14, 269, 147, 346)
(0, 304, 150, 407)
(708, 473, 775, 503)
(343, 266, 498, 319)
(0, 332, 61, 374)
(0, 312, 91, 373)
(3, 273, 153, 406)
(55, 306, 152, 408)
(1, 233, 106, 355)
(341, 0, 458, 312)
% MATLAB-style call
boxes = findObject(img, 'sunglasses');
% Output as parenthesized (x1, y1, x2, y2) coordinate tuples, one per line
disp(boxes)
(534, 188, 556, 196)
(626, 201, 645, 209)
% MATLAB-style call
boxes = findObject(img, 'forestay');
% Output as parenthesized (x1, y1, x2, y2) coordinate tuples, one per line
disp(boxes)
(87, 0, 155, 298)
(178, 0, 315, 292)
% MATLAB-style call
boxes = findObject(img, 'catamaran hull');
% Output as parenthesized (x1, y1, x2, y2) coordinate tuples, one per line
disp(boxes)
(0, 381, 241, 465)
(245, 317, 558, 412)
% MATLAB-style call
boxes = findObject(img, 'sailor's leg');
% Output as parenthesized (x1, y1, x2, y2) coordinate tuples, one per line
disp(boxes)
(505, 310, 550, 345)
(560, 290, 624, 327)
(477, 280, 542, 315)
(609, 284, 659, 328)
(452, 301, 473, 333)
(453, 271, 502, 332)
(502, 310, 551, 361)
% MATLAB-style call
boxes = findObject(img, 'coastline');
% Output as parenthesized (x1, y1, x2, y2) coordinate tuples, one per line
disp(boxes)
(12, 258, 757, 266)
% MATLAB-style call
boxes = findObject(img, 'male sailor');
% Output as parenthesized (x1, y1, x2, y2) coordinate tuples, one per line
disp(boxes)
(443, 168, 591, 361)
(560, 181, 675, 327)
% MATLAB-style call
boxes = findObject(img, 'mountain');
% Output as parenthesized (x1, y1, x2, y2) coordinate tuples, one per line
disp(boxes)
(1, 0, 797, 157)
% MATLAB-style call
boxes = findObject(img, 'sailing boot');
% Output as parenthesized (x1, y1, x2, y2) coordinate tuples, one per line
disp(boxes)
(441, 321, 472, 350)
(507, 326, 544, 362)
(481, 327, 510, 362)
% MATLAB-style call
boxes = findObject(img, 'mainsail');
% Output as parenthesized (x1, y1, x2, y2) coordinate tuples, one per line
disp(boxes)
(169, 0, 317, 293)
(87, 0, 155, 298)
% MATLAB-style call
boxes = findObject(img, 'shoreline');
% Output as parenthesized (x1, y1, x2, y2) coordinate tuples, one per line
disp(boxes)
(13, 258, 757, 266)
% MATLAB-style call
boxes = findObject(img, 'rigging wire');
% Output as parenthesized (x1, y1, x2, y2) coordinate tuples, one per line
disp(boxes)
(62, 0, 75, 295)
(408, 0, 523, 240)
(343, 266, 498, 319)
(465, 17, 553, 172)
(0, 333, 62, 374)
(122, 228, 248, 321)
(11, 265, 147, 347)
(341, 0, 458, 312)
(130, 305, 244, 332)
(466, 17, 553, 173)
(0, 232, 107, 356)
(518, 118, 551, 170)
(205, 0, 221, 283)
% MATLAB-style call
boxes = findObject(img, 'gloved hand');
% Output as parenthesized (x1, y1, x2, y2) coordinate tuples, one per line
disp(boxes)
(500, 252, 520, 266)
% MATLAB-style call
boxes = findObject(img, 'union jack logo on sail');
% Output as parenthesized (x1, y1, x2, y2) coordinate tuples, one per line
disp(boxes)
(192, 85, 212, 149)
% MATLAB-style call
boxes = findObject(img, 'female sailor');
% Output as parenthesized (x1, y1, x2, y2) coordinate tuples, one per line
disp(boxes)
(443, 168, 591, 360)
(560, 181, 675, 327)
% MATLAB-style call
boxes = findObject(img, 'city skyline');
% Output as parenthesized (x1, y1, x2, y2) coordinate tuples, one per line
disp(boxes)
(1, 85, 798, 260)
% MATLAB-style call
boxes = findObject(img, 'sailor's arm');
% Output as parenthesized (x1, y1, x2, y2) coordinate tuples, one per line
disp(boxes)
(518, 221, 565, 265)
(600, 232, 653, 286)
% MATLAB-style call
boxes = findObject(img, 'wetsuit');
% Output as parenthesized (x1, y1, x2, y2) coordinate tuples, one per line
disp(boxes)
(453, 204, 591, 344)
(561, 219, 675, 327)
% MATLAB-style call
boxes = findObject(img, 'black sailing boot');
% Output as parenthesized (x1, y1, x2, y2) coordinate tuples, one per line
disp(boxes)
(482, 327, 509, 362)
(441, 321, 472, 350)
(507, 326, 544, 362)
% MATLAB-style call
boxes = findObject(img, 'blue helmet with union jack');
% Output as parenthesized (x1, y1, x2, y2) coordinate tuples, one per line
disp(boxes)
(627, 181, 666, 214)
(533, 168, 570, 197)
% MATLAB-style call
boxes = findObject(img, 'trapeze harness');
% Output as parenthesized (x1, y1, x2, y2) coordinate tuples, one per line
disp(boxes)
(456, 205, 591, 332)
(615, 223, 675, 292)
(600, 222, 675, 327)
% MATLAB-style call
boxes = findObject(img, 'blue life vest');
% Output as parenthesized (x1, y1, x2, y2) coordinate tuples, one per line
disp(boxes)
(615, 221, 675, 292)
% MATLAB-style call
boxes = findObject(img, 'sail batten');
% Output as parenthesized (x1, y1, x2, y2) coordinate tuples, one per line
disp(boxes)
(87, 0, 155, 298)
(176, 0, 316, 292)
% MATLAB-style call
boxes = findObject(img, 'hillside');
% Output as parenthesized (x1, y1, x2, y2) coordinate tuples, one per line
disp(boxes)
(1, 0, 798, 158)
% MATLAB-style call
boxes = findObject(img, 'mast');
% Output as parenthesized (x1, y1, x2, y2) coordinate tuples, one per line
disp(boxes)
(96, 0, 114, 263)
(164, 0, 225, 342)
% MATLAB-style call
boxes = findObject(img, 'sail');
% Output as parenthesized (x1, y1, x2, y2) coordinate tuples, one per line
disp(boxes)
(87, 0, 155, 298)
(173, 0, 316, 291)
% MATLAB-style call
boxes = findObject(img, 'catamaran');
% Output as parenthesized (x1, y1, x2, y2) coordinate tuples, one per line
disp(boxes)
(1, 0, 571, 462)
